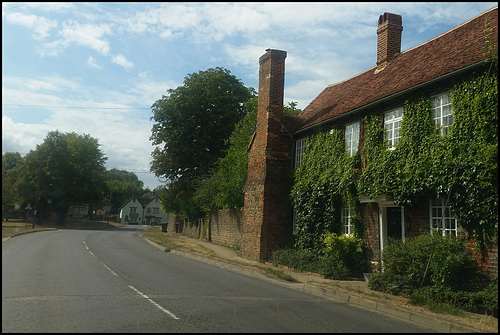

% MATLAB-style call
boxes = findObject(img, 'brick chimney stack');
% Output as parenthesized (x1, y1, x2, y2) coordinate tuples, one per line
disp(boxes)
(376, 12, 403, 70)
(241, 49, 292, 262)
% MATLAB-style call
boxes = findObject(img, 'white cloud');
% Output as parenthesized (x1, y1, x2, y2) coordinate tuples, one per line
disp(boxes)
(112, 54, 133, 69)
(87, 56, 102, 70)
(1, 115, 54, 155)
(57, 20, 112, 55)
(3, 11, 57, 39)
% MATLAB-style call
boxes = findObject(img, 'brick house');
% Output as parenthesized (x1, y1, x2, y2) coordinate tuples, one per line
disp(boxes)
(241, 6, 498, 272)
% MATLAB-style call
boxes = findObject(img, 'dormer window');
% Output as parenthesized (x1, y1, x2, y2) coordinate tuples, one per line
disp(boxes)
(384, 107, 403, 149)
(345, 122, 360, 156)
(432, 92, 453, 135)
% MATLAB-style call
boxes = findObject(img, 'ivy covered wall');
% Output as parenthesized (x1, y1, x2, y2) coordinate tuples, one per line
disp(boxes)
(291, 62, 498, 256)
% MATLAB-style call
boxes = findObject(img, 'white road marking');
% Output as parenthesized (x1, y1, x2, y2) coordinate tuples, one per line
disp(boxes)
(128, 285, 180, 320)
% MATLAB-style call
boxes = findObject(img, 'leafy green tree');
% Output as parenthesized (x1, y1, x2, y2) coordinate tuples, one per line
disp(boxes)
(105, 168, 146, 214)
(150, 67, 255, 221)
(150, 67, 255, 182)
(2, 152, 25, 220)
(195, 99, 301, 214)
(15, 130, 107, 225)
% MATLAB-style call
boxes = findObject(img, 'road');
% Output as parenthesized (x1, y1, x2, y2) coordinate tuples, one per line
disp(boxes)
(3, 227, 435, 332)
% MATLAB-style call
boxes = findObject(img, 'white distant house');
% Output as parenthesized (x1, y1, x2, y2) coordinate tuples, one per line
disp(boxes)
(119, 195, 168, 225)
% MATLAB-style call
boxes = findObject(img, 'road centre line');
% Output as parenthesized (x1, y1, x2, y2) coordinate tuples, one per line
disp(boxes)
(82, 237, 177, 319)
(128, 285, 180, 320)
(83, 238, 117, 276)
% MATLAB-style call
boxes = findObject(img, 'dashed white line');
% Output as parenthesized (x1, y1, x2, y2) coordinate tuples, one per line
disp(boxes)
(101, 263, 118, 276)
(83, 238, 117, 276)
(83, 237, 178, 319)
(128, 285, 180, 320)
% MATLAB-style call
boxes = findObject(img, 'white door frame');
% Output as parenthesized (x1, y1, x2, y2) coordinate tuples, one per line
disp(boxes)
(378, 204, 405, 253)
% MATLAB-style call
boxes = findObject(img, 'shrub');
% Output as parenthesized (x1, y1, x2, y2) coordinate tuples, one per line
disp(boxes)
(367, 233, 497, 316)
(320, 233, 366, 279)
(268, 248, 322, 273)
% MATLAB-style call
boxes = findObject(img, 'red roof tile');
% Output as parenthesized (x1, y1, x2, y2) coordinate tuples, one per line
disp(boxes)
(290, 6, 498, 134)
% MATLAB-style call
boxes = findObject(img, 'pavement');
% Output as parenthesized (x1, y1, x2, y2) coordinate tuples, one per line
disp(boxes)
(146, 232, 498, 334)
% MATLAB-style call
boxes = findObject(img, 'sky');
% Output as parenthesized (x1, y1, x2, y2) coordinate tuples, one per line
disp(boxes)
(2, 2, 497, 191)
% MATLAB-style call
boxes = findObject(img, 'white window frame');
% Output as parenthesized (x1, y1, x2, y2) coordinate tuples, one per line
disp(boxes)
(431, 92, 453, 135)
(130, 207, 137, 213)
(342, 206, 354, 235)
(345, 122, 360, 156)
(430, 198, 457, 237)
(384, 107, 403, 149)
(295, 137, 307, 168)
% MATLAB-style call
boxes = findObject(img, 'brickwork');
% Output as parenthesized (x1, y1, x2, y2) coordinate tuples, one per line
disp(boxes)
(376, 12, 403, 69)
(360, 203, 380, 272)
(209, 208, 243, 249)
(241, 49, 293, 262)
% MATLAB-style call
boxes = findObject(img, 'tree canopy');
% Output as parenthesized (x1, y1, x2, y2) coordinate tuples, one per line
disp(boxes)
(150, 67, 255, 183)
(195, 98, 301, 215)
(105, 168, 149, 214)
(14, 130, 108, 225)
(150, 67, 255, 221)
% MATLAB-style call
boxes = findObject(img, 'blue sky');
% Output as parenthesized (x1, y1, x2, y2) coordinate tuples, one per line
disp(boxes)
(2, 2, 497, 190)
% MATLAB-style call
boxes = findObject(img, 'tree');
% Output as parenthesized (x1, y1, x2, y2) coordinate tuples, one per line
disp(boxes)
(195, 98, 301, 214)
(15, 130, 107, 225)
(105, 168, 147, 215)
(150, 67, 255, 221)
(150, 67, 255, 182)
(2, 152, 25, 220)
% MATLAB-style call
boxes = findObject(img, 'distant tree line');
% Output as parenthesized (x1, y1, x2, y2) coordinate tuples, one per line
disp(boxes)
(2, 131, 153, 225)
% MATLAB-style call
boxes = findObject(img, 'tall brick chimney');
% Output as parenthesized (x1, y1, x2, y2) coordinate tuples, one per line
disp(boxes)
(241, 49, 292, 262)
(376, 12, 403, 70)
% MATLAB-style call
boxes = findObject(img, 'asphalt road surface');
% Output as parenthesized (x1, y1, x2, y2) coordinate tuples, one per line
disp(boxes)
(3, 227, 436, 333)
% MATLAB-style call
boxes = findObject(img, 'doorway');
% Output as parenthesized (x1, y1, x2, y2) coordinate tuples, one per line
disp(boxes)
(379, 205, 405, 253)
(386, 207, 402, 244)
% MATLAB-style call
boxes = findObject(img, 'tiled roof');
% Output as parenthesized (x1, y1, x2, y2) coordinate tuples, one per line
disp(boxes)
(137, 197, 154, 207)
(288, 6, 498, 134)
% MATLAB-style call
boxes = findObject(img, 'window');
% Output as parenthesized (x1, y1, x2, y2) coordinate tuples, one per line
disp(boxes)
(384, 107, 403, 148)
(345, 122, 360, 156)
(430, 198, 457, 237)
(295, 137, 307, 168)
(153, 208, 159, 214)
(342, 206, 354, 235)
(129, 207, 137, 213)
(432, 92, 453, 135)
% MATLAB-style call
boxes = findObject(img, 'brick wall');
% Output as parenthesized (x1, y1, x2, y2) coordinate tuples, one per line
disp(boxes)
(360, 203, 380, 272)
(241, 49, 293, 262)
(209, 208, 243, 249)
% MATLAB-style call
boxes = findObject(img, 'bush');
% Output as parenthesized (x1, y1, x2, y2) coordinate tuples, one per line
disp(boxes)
(269, 233, 366, 280)
(268, 248, 322, 273)
(368, 233, 497, 316)
(320, 233, 366, 279)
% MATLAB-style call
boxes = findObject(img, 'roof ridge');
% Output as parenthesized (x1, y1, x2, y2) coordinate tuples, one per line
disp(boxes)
(401, 5, 498, 55)
(324, 6, 498, 90)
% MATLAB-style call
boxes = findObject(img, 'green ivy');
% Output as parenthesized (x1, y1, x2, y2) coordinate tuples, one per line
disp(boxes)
(292, 63, 497, 253)
(364, 68, 498, 250)
(291, 128, 361, 250)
